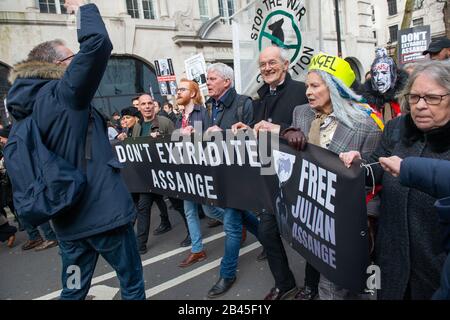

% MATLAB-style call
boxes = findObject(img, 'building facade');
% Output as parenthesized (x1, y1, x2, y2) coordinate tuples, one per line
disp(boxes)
(0, 0, 378, 118)
(373, 0, 447, 56)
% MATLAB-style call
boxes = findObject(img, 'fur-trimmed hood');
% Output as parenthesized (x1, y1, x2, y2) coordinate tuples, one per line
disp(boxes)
(8, 60, 66, 84)
(357, 69, 409, 108)
(7, 61, 66, 120)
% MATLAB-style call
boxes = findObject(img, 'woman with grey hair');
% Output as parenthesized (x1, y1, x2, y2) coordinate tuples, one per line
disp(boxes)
(341, 60, 450, 299)
(255, 52, 383, 300)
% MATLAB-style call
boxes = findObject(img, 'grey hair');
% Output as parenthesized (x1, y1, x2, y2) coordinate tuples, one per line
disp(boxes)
(309, 70, 368, 129)
(399, 60, 450, 113)
(207, 63, 234, 87)
(28, 39, 66, 63)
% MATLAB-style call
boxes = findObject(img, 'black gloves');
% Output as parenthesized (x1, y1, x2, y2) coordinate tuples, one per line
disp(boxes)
(281, 128, 307, 151)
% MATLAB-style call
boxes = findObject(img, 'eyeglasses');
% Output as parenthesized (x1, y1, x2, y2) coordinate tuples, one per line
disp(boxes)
(259, 60, 280, 70)
(176, 88, 190, 93)
(405, 93, 450, 105)
(58, 54, 75, 63)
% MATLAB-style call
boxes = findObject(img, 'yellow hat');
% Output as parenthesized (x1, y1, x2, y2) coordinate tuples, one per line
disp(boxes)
(308, 53, 356, 87)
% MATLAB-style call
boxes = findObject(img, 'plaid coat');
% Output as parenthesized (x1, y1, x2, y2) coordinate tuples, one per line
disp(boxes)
(291, 104, 382, 157)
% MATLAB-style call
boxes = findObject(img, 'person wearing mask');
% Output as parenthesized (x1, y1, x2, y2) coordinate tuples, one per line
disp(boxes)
(340, 60, 450, 299)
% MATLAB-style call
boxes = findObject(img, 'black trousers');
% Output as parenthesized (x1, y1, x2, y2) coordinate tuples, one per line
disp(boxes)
(259, 212, 320, 291)
(258, 212, 296, 292)
(134, 193, 168, 249)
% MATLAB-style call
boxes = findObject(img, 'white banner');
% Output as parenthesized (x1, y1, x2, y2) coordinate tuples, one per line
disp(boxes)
(232, 0, 318, 97)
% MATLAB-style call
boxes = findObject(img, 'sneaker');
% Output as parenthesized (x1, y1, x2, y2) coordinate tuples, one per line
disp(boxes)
(34, 240, 58, 251)
(139, 247, 148, 255)
(294, 286, 318, 300)
(21, 238, 44, 251)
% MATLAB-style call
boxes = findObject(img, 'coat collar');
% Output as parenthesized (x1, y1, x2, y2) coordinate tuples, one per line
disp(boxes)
(403, 114, 450, 153)
(257, 73, 292, 98)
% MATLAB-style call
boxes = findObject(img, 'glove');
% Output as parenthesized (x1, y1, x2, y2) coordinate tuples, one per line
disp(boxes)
(281, 128, 307, 151)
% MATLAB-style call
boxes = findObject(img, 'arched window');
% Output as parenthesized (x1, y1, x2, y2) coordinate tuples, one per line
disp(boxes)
(93, 55, 162, 117)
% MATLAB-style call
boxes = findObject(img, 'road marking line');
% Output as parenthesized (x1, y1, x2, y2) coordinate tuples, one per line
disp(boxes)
(145, 242, 261, 298)
(34, 232, 227, 300)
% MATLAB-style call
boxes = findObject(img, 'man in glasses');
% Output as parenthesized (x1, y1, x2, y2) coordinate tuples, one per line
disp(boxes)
(6, 0, 145, 299)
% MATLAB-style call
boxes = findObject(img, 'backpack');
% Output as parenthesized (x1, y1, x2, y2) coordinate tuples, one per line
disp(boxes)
(3, 116, 88, 227)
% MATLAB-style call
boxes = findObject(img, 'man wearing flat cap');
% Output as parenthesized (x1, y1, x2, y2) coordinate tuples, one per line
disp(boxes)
(423, 37, 450, 61)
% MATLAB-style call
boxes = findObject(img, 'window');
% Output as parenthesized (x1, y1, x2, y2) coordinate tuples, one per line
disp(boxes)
(413, 18, 424, 27)
(142, 0, 155, 19)
(218, 0, 235, 18)
(414, 0, 424, 10)
(387, 0, 397, 16)
(39, 0, 57, 14)
(93, 56, 161, 117)
(389, 25, 398, 43)
(39, 0, 68, 14)
(126, 0, 156, 19)
(199, 0, 209, 21)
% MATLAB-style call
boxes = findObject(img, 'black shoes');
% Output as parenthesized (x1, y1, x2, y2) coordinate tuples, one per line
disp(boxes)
(207, 219, 223, 228)
(256, 249, 267, 261)
(207, 277, 236, 298)
(294, 286, 318, 300)
(138, 246, 148, 255)
(153, 223, 172, 235)
(180, 234, 192, 247)
(264, 286, 298, 300)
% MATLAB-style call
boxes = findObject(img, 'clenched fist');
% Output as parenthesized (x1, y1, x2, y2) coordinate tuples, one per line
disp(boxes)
(64, 0, 86, 14)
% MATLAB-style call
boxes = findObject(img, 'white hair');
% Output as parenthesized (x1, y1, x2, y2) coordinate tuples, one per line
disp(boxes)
(309, 70, 368, 129)
(207, 63, 234, 87)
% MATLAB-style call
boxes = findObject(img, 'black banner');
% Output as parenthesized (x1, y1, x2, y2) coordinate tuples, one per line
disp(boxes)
(114, 133, 369, 292)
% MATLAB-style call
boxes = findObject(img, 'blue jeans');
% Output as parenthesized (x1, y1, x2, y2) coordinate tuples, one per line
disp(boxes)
(220, 208, 259, 279)
(183, 201, 224, 253)
(24, 220, 57, 241)
(59, 223, 145, 300)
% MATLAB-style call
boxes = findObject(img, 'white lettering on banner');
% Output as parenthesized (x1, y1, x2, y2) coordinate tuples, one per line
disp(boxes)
(115, 144, 152, 163)
(292, 222, 336, 268)
(291, 195, 336, 245)
(298, 159, 337, 213)
(400, 31, 427, 43)
(151, 170, 218, 200)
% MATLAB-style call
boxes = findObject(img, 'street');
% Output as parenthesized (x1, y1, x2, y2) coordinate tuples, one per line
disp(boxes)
(0, 206, 306, 300)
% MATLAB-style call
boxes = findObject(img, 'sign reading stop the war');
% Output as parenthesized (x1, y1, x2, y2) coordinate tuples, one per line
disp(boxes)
(397, 25, 431, 66)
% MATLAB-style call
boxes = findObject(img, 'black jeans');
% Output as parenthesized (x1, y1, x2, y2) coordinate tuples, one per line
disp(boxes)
(258, 212, 296, 292)
(134, 193, 168, 249)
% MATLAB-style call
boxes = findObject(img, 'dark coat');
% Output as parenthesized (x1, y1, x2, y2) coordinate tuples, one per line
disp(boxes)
(252, 73, 308, 131)
(175, 104, 211, 132)
(400, 157, 450, 253)
(131, 115, 174, 137)
(6, 4, 136, 241)
(368, 115, 450, 299)
(205, 87, 253, 129)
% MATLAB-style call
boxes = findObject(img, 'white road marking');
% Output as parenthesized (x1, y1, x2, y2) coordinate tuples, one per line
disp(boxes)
(145, 242, 261, 298)
(35, 232, 227, 300)
(86, 285, 120, 300)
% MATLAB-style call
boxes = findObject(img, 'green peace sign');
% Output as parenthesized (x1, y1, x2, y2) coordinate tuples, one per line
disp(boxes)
(259, 10, 302, 64)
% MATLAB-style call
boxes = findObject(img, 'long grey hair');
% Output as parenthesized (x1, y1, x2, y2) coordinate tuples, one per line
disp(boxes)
(309, 69, 368, 129)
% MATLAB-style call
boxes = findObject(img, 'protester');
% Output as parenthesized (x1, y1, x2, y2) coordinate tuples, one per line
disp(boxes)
(256, 52, 383, 300)
(203, 63, 260, 298)
(379, 156, 450, 300)
(131, 94, 190, 253)
(232, 45, 309, 300)
(175, 79, 224, 268)
(357, 48, 408, 122)
(116, 106, 140, 141)
(6, 0, 144, 299)
(340, 60, 450, 299)
(423, 37, 450, 61)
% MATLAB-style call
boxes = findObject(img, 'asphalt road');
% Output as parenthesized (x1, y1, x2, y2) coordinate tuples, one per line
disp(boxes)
(0, 205, 307, 300)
